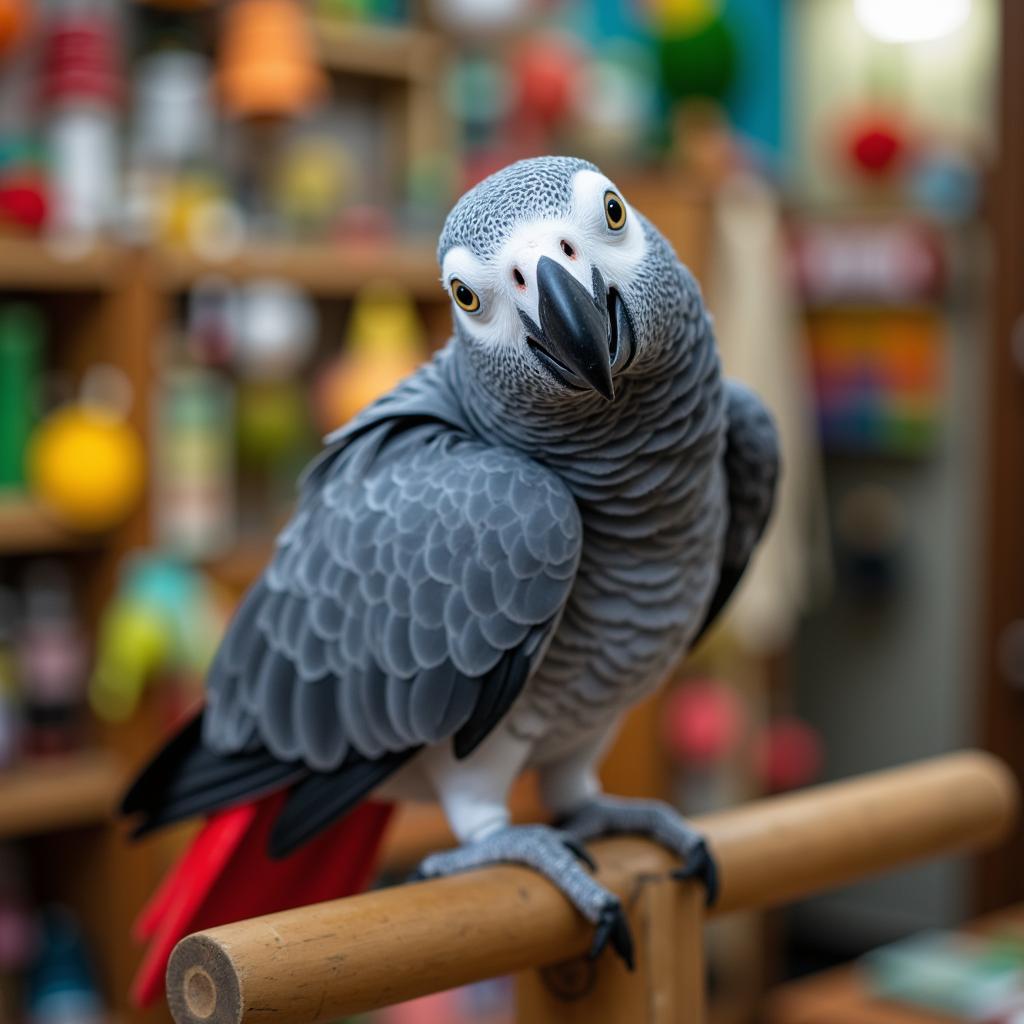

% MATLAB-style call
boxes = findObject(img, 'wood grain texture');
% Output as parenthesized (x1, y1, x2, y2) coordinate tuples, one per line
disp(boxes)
(0, 750, 121, 839)
(0, 498, 91, 554)
(0, 237, 124, 290)
(516, 876, 706, 1024)
(976, 0, 1024, 913)
(701, 750, 1017, 916)
(165, 751, 1016, 1024)
(156, 242, 442, 298)
(313, 17, 441, 82)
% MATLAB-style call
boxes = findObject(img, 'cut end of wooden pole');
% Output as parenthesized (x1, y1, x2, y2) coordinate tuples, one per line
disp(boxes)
(167, 934, 243, 1024)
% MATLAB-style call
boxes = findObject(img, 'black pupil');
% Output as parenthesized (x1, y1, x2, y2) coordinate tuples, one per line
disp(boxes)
(457, 285, 473, 306)
(607, 198, 623, 223)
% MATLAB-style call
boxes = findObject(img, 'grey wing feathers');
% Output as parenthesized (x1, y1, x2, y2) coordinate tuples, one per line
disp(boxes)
(203, 420, 583, 771)
(694, 380, 779, 641)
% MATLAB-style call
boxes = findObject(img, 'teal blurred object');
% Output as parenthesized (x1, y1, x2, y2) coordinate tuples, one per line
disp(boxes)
(910, 146, 981, 220)
(89, 553, 221, 722)
(0, 304, 43, 490)
(721, 0, 784, 161)
(25, 908, 105, 1024)
(863, 930, 1024, 1019)
(446, 52, 509, 146)
(316, 0, 406, 23)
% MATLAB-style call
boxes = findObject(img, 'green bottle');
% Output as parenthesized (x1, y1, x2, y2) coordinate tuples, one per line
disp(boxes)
(0, 304, 43, 491)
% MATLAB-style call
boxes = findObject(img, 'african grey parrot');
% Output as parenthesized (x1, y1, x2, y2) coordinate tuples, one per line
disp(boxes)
(122, 156, 778, 1000)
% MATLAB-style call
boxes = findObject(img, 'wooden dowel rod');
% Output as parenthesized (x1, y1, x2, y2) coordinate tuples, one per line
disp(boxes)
(166, 751, 1018, 1024)
(703, 749, 1017, 915)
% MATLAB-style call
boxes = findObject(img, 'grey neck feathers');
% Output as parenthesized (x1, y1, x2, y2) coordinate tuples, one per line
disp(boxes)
(446, 318, 725, 526)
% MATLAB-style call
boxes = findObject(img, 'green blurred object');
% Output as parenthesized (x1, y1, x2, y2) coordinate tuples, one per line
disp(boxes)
(236, 379, 309, 467)
(0, 304, 43, 490)
(89, 553, 221, 722)
(89, 603, 170, 722)
(657, 14, 737, 103)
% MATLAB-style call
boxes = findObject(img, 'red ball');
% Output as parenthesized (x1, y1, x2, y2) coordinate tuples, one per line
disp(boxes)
(511, 34, 582, 129)
(0, 177, 47, 229)
(663, 679, 745, 767)
(755, 717, 823, 792)
(843, 114, 909, 178)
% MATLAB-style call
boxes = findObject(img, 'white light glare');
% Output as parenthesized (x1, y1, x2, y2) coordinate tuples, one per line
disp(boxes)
(854, 0, 971, 43)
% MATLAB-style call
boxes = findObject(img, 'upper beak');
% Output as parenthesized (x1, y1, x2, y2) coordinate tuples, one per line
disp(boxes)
(531, 255, 614, 401)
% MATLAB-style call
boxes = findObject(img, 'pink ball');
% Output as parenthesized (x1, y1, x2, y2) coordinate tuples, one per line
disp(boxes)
(663, 679, 745, 767)
(755, 718, 823, 792)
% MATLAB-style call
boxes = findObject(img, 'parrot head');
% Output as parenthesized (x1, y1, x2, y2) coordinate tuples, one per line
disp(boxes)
(438, 156, 698, 409)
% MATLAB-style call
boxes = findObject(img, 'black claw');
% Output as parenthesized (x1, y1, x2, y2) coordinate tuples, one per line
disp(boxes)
(610, 910, 635, 970)
(562, 837, 598, 871)
(588, 904, 635, 971)
(407, 866, 428, 883)
(673, 840, 720, 906)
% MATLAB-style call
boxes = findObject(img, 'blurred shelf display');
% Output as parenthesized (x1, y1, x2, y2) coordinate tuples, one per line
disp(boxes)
(0, 238, 125, 292)
(0, 749, 121, 840)
(0, 498, 90, 555)
(313, 17, 443, 82)
(156, 241, 443, 298)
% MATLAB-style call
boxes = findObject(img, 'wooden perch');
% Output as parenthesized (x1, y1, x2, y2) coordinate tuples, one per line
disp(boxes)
(166, 751, 1018, 1024)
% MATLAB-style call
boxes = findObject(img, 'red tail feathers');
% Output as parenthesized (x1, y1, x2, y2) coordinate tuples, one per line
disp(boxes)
(131, 795, 393, 1007)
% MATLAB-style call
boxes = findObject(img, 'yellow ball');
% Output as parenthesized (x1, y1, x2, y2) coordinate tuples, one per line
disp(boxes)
(651, 0, 716, 33)
(28, 406, 146, 532)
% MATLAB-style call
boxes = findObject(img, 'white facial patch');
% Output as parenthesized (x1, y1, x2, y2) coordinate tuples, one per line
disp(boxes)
(440, 169, 647, 349)
(567, 169, 647, 287)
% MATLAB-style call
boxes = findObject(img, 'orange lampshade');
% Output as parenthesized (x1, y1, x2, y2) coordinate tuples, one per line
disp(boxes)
(0, 0, 29, 60)
(218, 0, 325, 118)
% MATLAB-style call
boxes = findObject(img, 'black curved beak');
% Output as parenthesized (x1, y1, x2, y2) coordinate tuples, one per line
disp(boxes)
(532, 255, 614, 401)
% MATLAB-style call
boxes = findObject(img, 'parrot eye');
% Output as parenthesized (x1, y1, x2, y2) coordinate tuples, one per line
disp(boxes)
(604, 190, 627, 231)
(450, 278, 481, 313)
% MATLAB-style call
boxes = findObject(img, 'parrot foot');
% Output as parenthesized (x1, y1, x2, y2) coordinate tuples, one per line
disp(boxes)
(410, 824, 635, 970)
(557, 795, 719, 906)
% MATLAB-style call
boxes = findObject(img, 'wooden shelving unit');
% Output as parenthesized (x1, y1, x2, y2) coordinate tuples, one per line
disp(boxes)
(0, 238, 442, 301)
(156, 239, 442, 298)
(0, 497, 91, 555)
(313, 16, 442, 82)
(0, 15, 453, 1021)
(202, 539, 274, 594)
(0, 237, 124, 291)
(0, 750, 122, 840)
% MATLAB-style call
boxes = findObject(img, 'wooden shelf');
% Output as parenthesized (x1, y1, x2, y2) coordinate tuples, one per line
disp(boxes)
(156, 240, 443, 299)
(203, 539, 274, 592)
(0, 750, 123, 839)
(313, 17, 443, 82)
(0, 497, 91, 555)
(0, 237, 124, 291)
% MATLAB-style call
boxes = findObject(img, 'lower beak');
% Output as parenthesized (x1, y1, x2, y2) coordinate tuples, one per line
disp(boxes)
(531, 255, 614, 401)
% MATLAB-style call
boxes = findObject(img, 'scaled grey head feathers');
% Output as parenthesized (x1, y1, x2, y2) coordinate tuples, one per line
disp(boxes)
(437, 156, 704, 416)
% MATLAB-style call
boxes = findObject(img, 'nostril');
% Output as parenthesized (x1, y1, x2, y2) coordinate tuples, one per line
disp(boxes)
(513, 267, 526, 288)
(560, 240, 576, 259)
